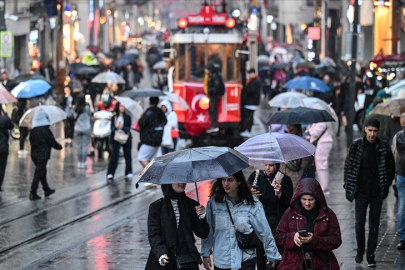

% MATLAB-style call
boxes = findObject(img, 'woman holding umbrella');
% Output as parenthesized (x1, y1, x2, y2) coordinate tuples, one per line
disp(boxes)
(201, 170, 281, 270)
(247, 163, 293, 270)
(106, 102, 132, 180)
(146, 183, 209, 269)
(74, 94, 94, 168)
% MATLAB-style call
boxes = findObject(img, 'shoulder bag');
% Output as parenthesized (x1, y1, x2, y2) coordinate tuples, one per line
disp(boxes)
(114, 118, 129, 144)
(312, 127, 328, 147)
(225, 200, 262, 249)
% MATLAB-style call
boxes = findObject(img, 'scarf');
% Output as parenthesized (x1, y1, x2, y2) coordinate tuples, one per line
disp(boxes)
(300, 202, 320, 233)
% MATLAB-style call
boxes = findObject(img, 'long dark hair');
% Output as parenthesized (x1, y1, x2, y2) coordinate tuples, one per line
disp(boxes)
(210, 170, 254, 205)
(75, 93, 86, 114)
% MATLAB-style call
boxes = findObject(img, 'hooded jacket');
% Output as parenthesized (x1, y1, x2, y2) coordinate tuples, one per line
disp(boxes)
(159, 100, 178, 133)
(0, 114, 13, 153)
(146, 185, 209, 269)
(344, 136, 395, 202)
(276, 178, 342, 270)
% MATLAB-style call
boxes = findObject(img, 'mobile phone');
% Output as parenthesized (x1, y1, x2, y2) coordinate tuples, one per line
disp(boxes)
(299, 230, 308, 237)
(251, 184, 259, 190)
(85, 94, 90, 101)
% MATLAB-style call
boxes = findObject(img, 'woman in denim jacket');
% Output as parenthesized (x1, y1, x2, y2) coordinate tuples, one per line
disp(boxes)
(201, 170, 281, 270)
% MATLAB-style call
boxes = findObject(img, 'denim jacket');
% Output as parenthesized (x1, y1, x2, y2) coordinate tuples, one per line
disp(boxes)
(201, 196, 281, 270)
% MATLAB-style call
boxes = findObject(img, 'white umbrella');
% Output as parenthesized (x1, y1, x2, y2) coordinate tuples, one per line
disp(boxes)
(235, 132, 316, 166)
(114, 96, 144, 120)
(160, 92, 189, 110)
(268, 92, 308, 108)
(91, 71, 126, 84)
(19, 105, 67, 129)
(257, 55, 270, 63)
(153, 60, 166, 70)
(320, 57, 336, 67)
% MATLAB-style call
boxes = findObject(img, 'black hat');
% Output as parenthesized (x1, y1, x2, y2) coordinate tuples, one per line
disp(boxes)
(248, 68, 256, 73)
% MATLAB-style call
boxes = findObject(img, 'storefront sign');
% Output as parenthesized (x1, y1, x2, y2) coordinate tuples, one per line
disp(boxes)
(0, 31, 12, 58)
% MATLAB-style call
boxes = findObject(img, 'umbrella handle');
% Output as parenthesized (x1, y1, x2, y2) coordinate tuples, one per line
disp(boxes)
(195, 182, 199, 203)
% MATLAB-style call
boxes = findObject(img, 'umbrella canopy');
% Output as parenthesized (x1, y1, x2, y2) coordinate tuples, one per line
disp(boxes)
(160, 92, 189, 110)
(273, 62, 288, 69)
(122, 88, 165, 98)
(320, 56, 336, 67)
(302, 97, 338, 122)
(0, 85, 17, 104)
(235, 132, 316, 166)
(138, 146, 250, 184)
(283, 76, 330, 93)
(371, 99, 405, 117)
(153, 60, 166, 70)
(314, 64, 336, 74)
(91, 71, 126, 84)
(11, 79, 51, 98)
(19, 105, 66, 129)
(113, 58, 131, 68)
(69, 62, 87, 74)
(11, 74, 48, 85)
(74, 66, 98, 75)
(114, 96, 144, 120)
(257, 55, 270, 63)
(269, 92, 308, 108)
(295, 61, 315, 69)
(126, 48, 139, 55)
(266, 107, 335, 125)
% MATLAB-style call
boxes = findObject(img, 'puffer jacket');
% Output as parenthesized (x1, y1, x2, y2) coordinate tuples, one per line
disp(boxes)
(344, 136, 395, 202)
(30, 126, 63, 160)
(275, 178, 342, 270)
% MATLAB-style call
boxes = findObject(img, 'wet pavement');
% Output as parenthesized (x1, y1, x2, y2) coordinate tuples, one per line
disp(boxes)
(1, 80, 405, 268)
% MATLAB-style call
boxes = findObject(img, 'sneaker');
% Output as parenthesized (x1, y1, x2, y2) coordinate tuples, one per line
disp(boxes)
(29, 194, 41, 200)
(397, 240, 405, 250)
(126, 173, 133, 179)
(239, 130, 252, 138)
(367, 255, 376, 267)
(107, 174, 113, 180)
(18, 150, 28, 156)
(206, 127, 219, 133)
(45, 189, 55, 197)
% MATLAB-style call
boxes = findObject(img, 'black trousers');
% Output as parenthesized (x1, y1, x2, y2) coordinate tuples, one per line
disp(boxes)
(214, 257, 257, 270)
(209, 95, 221, 128)
(107, 137, 132, 176)
(19, 127, 28, 150)
(241, 108, 255, 132)
(64, 117, 75, 139)
(355, 192, 383, 257)
(31, 158, 51, 194)
(0, 152, 8, 189)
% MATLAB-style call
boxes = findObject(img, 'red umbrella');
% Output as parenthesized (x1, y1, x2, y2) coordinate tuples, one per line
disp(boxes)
(0, 85, 17, 104)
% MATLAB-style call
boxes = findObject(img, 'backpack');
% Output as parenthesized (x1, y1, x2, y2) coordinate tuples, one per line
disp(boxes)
(210, 72, 225, 96)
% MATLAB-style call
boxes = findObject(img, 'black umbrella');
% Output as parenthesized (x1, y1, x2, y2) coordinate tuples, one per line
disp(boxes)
(122, 88, 165, 98)
(74, 66, 99, 75)
(12, 74, 48, 85)
(137, 146, 250, 202)
(273, 62, 288, 69)
(314, 64, 336, 74)
(69, 62, 87, 74)
(113, 58, 131, 68)
(266, 107, 335, 125)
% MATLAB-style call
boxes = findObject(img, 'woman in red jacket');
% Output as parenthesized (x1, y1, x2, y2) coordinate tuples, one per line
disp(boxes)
(275, 178, 342, 270)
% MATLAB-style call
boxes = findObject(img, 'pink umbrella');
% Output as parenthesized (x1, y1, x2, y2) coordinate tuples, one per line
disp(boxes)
(0, 85, 17, 104)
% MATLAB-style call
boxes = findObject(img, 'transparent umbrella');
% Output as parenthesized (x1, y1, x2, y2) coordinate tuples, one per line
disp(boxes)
(269, 92, 308, 108)
(91, 71, 125, 84)
(160, 92, 189, 110)
(19, 105, 67, 129)
(114, 96, 144, 120)
(235, 132, 316, 166)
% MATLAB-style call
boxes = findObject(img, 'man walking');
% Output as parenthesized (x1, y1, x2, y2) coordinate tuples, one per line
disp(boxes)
(204, 62, 225, 133)
(392, 113, 405, 250)
(240, 68, 261, 138)
(344, 117, 395, 267)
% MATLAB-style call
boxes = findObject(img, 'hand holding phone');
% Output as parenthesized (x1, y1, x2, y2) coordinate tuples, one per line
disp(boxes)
(298, 230, 308, 237)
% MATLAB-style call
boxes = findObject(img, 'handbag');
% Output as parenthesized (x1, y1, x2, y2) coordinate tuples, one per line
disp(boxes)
(225, 200, 262, 250)
(175, 254, 198, 270)
(114, 132, 129, 144)
(131, 119, 141, 132)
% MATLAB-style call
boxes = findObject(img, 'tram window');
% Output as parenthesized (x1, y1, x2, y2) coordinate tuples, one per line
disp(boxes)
(175, 44, 186, 80)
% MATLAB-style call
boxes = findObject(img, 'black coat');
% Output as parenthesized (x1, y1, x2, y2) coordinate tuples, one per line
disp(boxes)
(344, 136, 395, 202)
(247, 170, 293, 234)
(241, 77, 262, 106)
(146, 196, 209, 270)
(139, 106, 167, 147)
(0, 115, 13, 153)
(30, 126, 62, 160)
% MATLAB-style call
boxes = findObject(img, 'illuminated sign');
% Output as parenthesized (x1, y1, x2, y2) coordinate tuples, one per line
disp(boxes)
(187, 6, 228, 26)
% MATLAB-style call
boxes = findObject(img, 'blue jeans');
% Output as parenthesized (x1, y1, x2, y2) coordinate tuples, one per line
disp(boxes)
(397, 174, 405, 240)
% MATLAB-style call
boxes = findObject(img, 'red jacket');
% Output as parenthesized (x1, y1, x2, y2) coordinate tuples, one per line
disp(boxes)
(276, 178, 342, 270)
